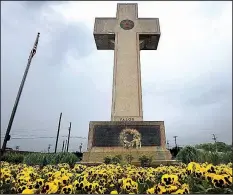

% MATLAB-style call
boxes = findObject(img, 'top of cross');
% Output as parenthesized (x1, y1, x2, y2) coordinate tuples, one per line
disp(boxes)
(116, 3, 138, 20)
(94, 3, 160, 50)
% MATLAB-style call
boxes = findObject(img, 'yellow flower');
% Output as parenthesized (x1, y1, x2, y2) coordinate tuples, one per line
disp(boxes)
(26, 181, 35, 189)
(155, 184, 167, 194)
(45, 172, 53, 178)
(35, 178, 44, 189)
(60, 175, 70, 186)
(172, 189, 186, 194)
(122, 182, 132, 192)
(206, 164, 215, 173)
(165, 185, 178, 193)
(211, 174, 227, 188)
(47, 182, 59, 194)
(110, 190, 118, 194)
(187, 162, 201, 174)
(146, 188, 155, 194)
(73, 180, 85, 192)
(181, 184, 189, 193)
(161, 174, 179, 185)
(22, 189, 35, 194)
(18, 185, 27, 193)
(61, 185, 73, 194)
(53, 178, 62, 187)
(5, 177, 12, 184)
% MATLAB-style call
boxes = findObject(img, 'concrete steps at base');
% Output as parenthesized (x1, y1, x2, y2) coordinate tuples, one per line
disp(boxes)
(82, 148, 172, 163)
(77, 160, 181, 167)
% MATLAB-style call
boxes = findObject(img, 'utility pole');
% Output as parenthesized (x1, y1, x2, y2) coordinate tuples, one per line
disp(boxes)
(66, 122, 71, 152)
(212, 134, 217, 143)
(64, 140, 68, 152)
(48, 144, 52, 153)
(79, 143, 83, 153)
(212, 134, 218, 152)
(173, 136, 178, 148)
(54, 112, 62, 153)
(1, 33, 40, 155)
(166, 140, 170, 149)
(15, 146, 20, 151)
(61, 140, 65, 152)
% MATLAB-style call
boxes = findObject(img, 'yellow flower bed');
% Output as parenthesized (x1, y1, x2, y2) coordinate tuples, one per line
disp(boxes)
(0, 161, 232, 194)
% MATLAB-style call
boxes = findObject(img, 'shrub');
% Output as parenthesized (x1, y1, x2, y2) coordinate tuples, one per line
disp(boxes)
(125, 154, 134, 164)
(177, 146, 233, 165)
(104, 156, 112, 164)
(138, 155, 153, 167)
(176, 146, 201, 164)
(220, 151, 233, 164)
(195, 142, 232, 153)
(23, 152, 79, 166)
(206, 151, 233, 165)
(55, 153, 79, 165)
(104, 155, 123, 164)
(1, 152, 25, 164)
(112, 155, 123, 164)
(23, 153, 47, 166)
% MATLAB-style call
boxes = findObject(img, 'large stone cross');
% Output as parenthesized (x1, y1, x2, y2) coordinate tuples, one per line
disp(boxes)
(94, 3, 160, 122)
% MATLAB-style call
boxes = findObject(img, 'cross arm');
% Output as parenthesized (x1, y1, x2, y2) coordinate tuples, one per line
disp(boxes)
(137, 18, 161, 50)
(94, 18, 117, 50)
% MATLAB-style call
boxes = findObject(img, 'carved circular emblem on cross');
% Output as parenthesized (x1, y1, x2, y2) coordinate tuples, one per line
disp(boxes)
(120, 19, 134, 30)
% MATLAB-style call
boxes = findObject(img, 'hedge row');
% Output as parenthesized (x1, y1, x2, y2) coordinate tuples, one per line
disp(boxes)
(176, 146, 232, 165)
(1, 152, 80, 166)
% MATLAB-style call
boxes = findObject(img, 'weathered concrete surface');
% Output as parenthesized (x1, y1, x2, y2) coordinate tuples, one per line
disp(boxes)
(82, 121, 172, 162)
(94, 3, 160, 121)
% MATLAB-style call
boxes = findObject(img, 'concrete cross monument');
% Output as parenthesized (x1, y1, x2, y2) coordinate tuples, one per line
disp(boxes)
(82, 3, 172, 165)
(94, 3, 160, 122)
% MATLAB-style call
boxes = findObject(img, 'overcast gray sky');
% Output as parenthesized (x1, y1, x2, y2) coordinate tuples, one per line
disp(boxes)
(1, 1, 232, 152)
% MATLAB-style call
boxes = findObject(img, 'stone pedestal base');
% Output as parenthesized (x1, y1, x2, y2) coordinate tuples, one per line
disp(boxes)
(82, 146, 172, 163)
(82, 121, 172, 164)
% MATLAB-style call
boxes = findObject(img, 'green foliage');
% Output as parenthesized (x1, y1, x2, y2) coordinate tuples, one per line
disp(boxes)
(0, 183, 13, 194)
(138, 155, 153, 167)
(177, 145, 233, 165)
(195, 143, 215, 152)
(220, 151, 233, 164)
(125, 154, 134, 164)
(23, 152, 79, 166)
(56, 153, 79, 165)
(104, 155, 123, 164)
(47, 152, 79, 165)
(195, 142, 232, 153)
(198, 151, 232, 165)
(176, 146, 201, 164)
(1, 152, 25, 164)
(23, 153, 46, 166)
(184, 173, 211, 193)
(112, 155, 123, 164)
(104, 156, 112, 164)
(182, 172, 233, 194)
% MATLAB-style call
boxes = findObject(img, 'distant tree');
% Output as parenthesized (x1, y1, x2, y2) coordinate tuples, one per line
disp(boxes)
(195, 143, 214, 152)
(177, 142, 232, 164)
(215, 142, 232, 152)
(176, 146, 200, 164)
(169, 146, 182, 158)
(195, 142, 232, 153)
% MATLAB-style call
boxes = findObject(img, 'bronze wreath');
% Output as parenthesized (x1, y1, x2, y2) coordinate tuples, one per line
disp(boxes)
(119, 128, 142, 149)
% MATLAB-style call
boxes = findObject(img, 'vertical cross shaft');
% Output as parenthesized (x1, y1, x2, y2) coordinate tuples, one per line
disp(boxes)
(112, 4, 143, 121)
(94, 3, 160, 122)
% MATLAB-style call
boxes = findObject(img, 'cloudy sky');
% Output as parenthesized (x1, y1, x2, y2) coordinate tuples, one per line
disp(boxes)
(1, 1, 232, 152)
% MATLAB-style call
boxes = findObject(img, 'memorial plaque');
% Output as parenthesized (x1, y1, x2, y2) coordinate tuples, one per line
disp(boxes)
(92, 124, 161, 147)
